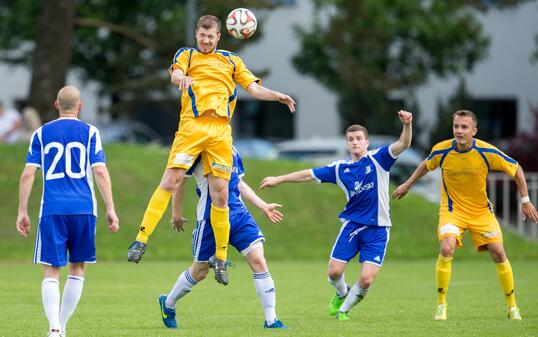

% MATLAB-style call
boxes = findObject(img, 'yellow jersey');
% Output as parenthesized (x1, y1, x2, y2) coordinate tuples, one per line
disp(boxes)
(170, 48, 260, 120)
(426, 138, 518, 215)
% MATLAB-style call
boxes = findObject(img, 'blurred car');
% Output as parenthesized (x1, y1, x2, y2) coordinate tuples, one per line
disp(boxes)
(233, 138, 277, 159)
(275, 135, 440, 201)
(97, 121, 162, 145)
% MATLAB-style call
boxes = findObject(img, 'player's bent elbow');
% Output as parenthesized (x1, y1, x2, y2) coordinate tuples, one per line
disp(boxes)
(92, 165, 109, 179)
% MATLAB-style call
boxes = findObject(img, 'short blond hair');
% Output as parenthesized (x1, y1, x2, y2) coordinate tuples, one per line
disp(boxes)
(197, 15, 221, 31)
(453, 110, 477, 126)
(345, 124, 368, 139)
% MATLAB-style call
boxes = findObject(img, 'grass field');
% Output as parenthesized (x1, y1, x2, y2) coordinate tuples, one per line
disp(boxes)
(1, 259, 537, 337)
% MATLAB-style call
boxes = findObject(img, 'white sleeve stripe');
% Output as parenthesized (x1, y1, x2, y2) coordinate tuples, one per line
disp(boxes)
(26, 163, 41, 167)
(310, 169, 322, 183)
(388, 145, 398, 159)
(90, 162, 106, 168)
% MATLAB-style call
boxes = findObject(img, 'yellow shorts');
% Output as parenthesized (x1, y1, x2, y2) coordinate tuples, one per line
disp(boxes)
(437, 210, 503, 251)
(166, 114, 232, 180)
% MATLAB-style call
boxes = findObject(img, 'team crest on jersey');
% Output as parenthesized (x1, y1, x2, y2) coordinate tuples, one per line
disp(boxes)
(365, 165, 372, 175)
(211, 162, 231, 173)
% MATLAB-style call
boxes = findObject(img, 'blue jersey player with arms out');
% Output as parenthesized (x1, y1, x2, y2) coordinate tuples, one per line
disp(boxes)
(158, 146, 286, 329)
(261, 110, 413, 320)
(16, 86, 119, 337)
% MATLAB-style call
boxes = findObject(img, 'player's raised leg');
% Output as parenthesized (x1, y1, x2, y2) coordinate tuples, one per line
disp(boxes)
(128, 168, 185, 262)
(207, 175, 230, 284)
(337, 263, 378, 320)
(244, 244, 286, 329)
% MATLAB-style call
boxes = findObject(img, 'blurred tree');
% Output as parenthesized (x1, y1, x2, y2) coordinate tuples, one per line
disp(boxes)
(505, 105, 538, 171)
(292, 0, 529, 135)
(429, 79, 473, 148)
(0, 0, 276, 122)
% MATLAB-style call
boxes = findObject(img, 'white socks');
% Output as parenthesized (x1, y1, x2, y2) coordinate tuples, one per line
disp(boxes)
(60, 275, 84, 332)
(339, 282, 370, 313)
(166, 269, 197, 308)
(253, 271, 277, 324)
(328, 274, 348, 297)
(42, 278, 61, 332)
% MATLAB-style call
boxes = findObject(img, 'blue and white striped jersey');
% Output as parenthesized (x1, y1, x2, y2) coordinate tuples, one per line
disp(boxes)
(25, 118, 106, 217)
(188, 146, 248, 221)
(311, 145, 397, 226)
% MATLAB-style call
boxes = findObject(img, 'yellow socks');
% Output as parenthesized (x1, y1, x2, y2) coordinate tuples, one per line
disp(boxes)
(436, 255, 453, 305)
(136, 186, 172, 243)
(495, 260, 517, 308)
(210, 204, 230, 261)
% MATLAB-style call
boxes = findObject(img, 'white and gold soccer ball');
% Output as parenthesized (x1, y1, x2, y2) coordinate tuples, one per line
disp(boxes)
(226, 8, 257, 40)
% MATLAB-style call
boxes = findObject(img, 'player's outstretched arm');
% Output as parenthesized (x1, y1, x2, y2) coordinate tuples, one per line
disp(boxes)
(260, 169, 313, 189)
(392, 160, 429, 200)
(239, 179, 283, 223)
(93, 165, 119, 232)
(389, 110, 413, 157)
(513, 165, 538, 223)
(16, 166, 37, 238)
(246, 82, 295, 113)
(171, 179, 188, 231)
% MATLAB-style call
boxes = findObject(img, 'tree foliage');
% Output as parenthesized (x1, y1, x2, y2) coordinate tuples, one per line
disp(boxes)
(292, 0, 527, 135)
(0, 0, 275, 121)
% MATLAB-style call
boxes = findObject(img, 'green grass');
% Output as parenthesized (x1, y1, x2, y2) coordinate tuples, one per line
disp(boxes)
(1, 143, 537, 261)
(0, 259, 537, 337)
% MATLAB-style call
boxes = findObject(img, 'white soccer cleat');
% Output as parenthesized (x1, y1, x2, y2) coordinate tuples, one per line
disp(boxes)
(434, 304, 447, 321)
(508, 306, 522, 320)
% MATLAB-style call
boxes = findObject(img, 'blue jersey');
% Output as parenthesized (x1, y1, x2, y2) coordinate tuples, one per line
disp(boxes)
(311, 145, 397, 226)
(188, 146, 248, 220)
(25, 118, 106, 217)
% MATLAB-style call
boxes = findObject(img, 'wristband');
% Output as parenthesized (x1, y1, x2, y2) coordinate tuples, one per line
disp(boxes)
(521, 196, 530, 204)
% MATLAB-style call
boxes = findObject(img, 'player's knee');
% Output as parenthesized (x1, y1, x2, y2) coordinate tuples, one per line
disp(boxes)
(160, 169, 185, 191)
(191, 267, 209, 282)
(250, 256, 267, 273)
(327, 268, 343, 281)
(359, 274, 375, 288)
(440, 240, 455, 257)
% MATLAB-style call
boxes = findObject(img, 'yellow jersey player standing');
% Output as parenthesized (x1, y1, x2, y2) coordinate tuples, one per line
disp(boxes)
(392, 110, 538, 320)
(127, 15, 295, 286)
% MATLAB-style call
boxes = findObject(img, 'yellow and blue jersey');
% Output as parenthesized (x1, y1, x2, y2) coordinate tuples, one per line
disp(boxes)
(426, 138, 518, 215)
(170, 48, 260, 120)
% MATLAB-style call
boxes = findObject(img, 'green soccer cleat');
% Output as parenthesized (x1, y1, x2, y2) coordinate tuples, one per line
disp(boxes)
(336, 311, 350, 321)
(434, 304, 447, 321)
(508, 306, 522, 320)
(127, 241, 146, 263)
(328, 293, 347, 316)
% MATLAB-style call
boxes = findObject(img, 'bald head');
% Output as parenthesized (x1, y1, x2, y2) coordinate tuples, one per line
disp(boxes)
(56, 86, 82, 115)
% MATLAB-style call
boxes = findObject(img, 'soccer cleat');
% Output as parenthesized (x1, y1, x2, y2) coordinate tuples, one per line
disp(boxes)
(264, 319, 287, 329)
(508, 306, 522, 320)
(336, 311, 350, 321)
(127, 241, 146, 263)
(328, 293, 347, 316)
(158, 294, 178, 329)
(47, 329, 62, 337)
(434, 304, 447, 321)
(214, 258, 229, 285)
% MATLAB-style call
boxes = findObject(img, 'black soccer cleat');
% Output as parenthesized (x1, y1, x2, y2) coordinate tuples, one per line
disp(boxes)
(214, 258, 229, 285)
(127, 241, 147, 263)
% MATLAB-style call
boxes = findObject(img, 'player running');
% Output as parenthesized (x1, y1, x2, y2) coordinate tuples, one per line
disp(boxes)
(158, 146, 286, 329)
(260, 110, 413, 320)
(127, 15, 295, 286)
(392, 109, 538, 320)
(16, 86, 119, 337)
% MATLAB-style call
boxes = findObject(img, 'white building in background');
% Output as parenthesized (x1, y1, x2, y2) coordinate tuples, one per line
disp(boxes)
(237, 0, 538, 141)
(1, 0, 536, 141)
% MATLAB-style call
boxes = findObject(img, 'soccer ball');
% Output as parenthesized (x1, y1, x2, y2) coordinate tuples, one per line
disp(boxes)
(226, 8, 257, 40)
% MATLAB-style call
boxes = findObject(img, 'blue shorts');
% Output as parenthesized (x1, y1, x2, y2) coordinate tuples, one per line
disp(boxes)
(330, 221, 390, 267)
(34, 215, 96, 267)
(192, 212, 265, 262)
